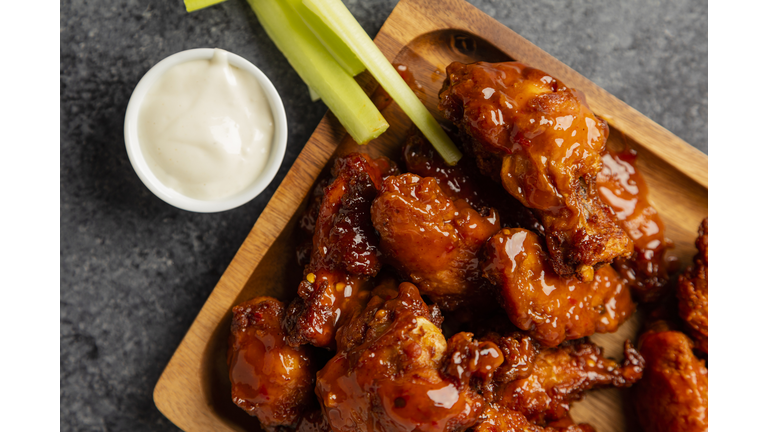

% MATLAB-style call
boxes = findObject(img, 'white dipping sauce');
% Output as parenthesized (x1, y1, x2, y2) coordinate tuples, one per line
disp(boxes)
(138, 49, 274, 201)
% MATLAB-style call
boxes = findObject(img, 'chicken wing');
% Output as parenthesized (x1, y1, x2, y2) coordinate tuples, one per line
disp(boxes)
(677, 218, 708, 353)
(371, 172, 501, 309)
(228, 297, 317, 430)
(478, 332, 540, 387)
(316, 282, 503, 432)
(596, 147, 670, 302)
(632, 322, 708, 432)
(473, 405, 595, 432)
(296, 177, 330, 268)
(402, 130, 543, 233)
(483, 228, 635, 347)
(471, 333, 640, 428)
(284, 153, 395, 348)
(439, 61, 632, 280)
(491, 339, 643, 425)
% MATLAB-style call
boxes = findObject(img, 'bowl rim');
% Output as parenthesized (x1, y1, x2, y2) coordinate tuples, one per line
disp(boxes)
(123, 47, 288, 213)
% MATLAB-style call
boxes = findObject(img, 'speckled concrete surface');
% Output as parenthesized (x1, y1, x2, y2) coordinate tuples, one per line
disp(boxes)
(60, 0, 706, 430)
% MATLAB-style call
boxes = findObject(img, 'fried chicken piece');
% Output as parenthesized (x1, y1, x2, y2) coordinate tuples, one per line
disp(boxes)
(316, 282, 504, 432)
(310, 153, 389, 275)
(316, 283, 639, 431)
(473, 405, 595, 432)
(403, 130, 487, 211)
(483, 228, 635, 347)
(228, 297, 317, 430)
(479, 332, 540, 387)
(472, 336, 639, 430)
(632, 322, 708, 432)
(284, 153, 396, 348)
(677, 218, 708, 353)
(402, 130, 543, 233)
(441, 331, 506, 391)
(284, 269, 372, 349)
(596, 147, 670, 302)
(371, 173, 501, 309)
(494, 339, 643, 424)
(331, 275, 424, 353)
(296, 178, 330, 268)
(439, 61, 632, 280)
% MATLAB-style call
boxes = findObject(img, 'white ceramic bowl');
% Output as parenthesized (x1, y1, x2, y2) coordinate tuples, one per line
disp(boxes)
(124, 48, 287, 213)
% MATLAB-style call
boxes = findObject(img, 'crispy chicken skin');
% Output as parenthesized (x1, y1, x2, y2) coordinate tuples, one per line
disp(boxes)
(284, 153, 396, 348)
(402, 130, 543, 234)
(228, 297, 317, 430)
(438, 61, 632, 280)
(297, 178, 330, 268)
(309, 153, 387, 276)
(596, 147, 670, 302)
(473, 405, 595, 432)
(478, 332, 540, 387)
(677, 218, 708, 353)
(470, 333, 640, 429)
(402, 130, 488, 211)
(483, 228, 635, 347)
(316, 282, 504, 432)
(492, 339, 643, 425)
(294, 410, 331, 432)
(632, 322, 708, 432)
(371, 173, 501, 309)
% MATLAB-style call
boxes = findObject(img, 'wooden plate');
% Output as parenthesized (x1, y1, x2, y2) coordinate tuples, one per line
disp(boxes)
(153, 0, 708, 430)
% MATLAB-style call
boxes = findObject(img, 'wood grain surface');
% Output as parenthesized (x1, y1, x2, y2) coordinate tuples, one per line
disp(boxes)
(153, 0, 708, 431)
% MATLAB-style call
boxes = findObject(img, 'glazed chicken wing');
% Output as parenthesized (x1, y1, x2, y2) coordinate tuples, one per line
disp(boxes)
(402, 130, 489, 211)
(402, 130, 543, 233)
(371, 173, 500, 309)
(439, 61, 632, 280)
(596, 147, 670, 302)
(492, 339, 643, 425)
(473, 405, 595, 432)
(228, 297, 317, 430)
(296, 177, 330, 268)
(471, 332, 640, 429)
(483, 228, 635, 347)
(677, 218, 708, 353)
(632, 322, 708, 432)
(316, 282, 504, 432)
(284, 153, 395, 348)
(477, 332, 540, 387)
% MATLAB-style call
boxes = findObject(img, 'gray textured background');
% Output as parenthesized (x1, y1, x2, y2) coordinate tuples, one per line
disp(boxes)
(60, 0, 707, 430)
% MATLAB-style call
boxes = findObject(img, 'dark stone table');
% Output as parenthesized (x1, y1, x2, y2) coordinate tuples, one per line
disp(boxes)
(60, 0, 706, 430)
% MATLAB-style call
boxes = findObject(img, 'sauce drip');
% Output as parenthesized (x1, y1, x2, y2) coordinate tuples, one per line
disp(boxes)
(596, 147, 671, 301)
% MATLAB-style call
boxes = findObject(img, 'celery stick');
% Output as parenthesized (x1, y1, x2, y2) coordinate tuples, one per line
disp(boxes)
(247, 0, 388, 144)
(184, 0, 227, 13)
(303, 0, 462, 165)
(285, 0, 365, 76)
(308, 85, 321, 102)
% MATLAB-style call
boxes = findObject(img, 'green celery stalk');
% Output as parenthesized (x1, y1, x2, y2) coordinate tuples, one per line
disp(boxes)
(184, 0, 227, 13)
(308, 85, 321, 102)
(247, 0, 388, 144)
(285, 0, 365, 76)
(302, 0, 462, 165)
